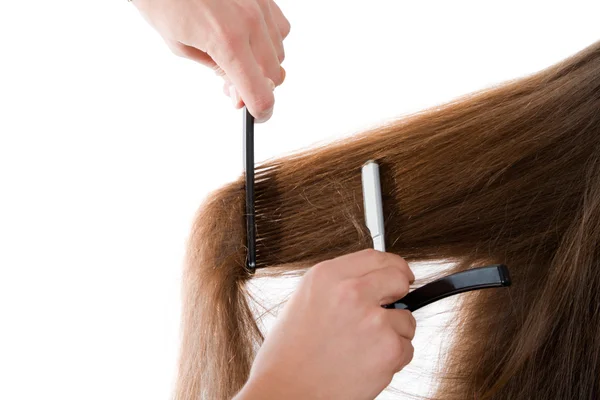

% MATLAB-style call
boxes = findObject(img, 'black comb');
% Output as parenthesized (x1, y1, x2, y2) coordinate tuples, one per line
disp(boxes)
(243, 107, 257, 273)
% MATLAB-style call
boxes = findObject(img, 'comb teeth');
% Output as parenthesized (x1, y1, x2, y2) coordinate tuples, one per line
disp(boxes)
(249, 125, 401, 269)
(254, 164, 283, 269)
(252, 156, 374, 269)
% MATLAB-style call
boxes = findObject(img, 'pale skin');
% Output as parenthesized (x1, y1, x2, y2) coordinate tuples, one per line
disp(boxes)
(134, 2, 417, 398)
(133, 0, 290, 122)
(234, 249, 417, 400)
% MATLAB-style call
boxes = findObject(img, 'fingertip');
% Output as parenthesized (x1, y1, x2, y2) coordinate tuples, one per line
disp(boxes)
(411, 312, 417, 330)
(252, 79, 275, 122)
(255, 105, 274, 123)
(280, 66, 286, 84)
(228, 85, 240, 108)
(392, 253, 415, 282)
(271, 66, 285, 86)
(232, 74, 276, 122)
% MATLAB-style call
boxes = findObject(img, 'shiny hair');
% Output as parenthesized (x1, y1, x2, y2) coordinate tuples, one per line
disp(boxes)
(176, 40, 600, 399)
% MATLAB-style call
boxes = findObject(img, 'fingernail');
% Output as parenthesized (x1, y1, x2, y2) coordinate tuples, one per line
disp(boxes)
(229, 85, 239, 107)
(268, 79, 275, 91)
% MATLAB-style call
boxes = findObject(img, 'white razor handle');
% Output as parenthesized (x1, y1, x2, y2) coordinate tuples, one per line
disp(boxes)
(361, 160, 386, 252)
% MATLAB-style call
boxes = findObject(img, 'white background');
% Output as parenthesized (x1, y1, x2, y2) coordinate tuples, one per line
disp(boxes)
(1, 1, 600, 399)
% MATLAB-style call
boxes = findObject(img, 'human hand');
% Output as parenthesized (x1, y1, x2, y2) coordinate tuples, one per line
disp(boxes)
(133, 0, 290, 122)
(235, 249, 417, 400)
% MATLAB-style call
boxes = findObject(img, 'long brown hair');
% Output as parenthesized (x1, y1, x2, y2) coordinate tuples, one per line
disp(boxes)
(176, 40, 600, 399)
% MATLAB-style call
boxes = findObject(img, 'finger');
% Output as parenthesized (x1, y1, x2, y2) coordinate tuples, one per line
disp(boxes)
(166, 39, 218, 70)
(223, 67, 284, 99)
(270, 0, 291, 39)
(169, 39, 243, 106)
(222, 81, 229, 96)
(249, 17, 284, 86)
(331, 249, 415, 281)
(170, 40, 243, 106)
(386, 309, 417, 340)
(211, 40, 275, 122)
(221, 80, 244, 108)
(361, 265, 412, 304)
(259, 0, 285, 64)
(393, 337, 415, 373)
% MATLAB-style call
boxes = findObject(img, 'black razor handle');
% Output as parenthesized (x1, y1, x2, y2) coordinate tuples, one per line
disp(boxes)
(383, 264, 511, 312)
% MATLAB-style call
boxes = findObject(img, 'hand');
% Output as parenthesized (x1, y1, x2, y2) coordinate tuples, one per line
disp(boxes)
(235, 249, 417, 400)
(133, 0, 290, 123)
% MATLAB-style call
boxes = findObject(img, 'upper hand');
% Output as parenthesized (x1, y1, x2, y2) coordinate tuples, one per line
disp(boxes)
(134, 0, 290, 122)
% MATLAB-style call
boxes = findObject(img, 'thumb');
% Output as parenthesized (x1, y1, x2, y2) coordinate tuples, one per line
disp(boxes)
(211, 43, 276, 123)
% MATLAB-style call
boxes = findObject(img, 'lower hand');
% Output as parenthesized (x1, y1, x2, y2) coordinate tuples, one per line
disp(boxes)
(236, 249, 417, 400)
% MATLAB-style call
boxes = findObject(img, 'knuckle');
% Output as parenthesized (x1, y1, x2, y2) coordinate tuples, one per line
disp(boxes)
(381, 332, 404, 367)
(392, 339, 415, 372)
(405, 263, 415, 281)
(391, 258, 412, 283)
(403, 311, 417, 339)
(207, 27, 244, 58)
(359, 248, 388, 269)
(390, 253, 408, 270)
(360, 248, 381, 261)
(399, 257, 410, 272)
(336, 278, 366, 308)
(406, 341, 415, 363)
(308, 261, 333, 282)
(270, 40, 285, 66)
(396, 275, 410, 296)
(242, 4, 262, 26)
(223, 33, 245, 55)
(410, 312, 417, 331)
(281, 19, 291, 38)
(337, 278, 364, 305)
(270, 65, 284, 85)
(373, 249, 389, 263)
(369, 310, 388, 332)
